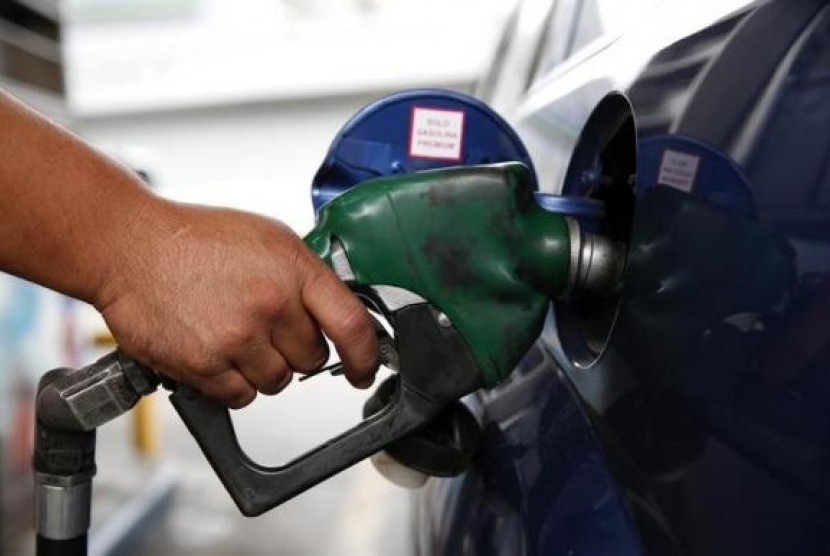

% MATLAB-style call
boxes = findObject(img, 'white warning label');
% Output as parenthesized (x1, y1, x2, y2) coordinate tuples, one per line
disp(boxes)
(409, 107, 465, 161)
(658, 149, 700, 193)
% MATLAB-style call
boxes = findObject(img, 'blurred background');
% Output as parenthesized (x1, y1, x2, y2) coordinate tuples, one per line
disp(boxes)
(0, 0, 512, 554)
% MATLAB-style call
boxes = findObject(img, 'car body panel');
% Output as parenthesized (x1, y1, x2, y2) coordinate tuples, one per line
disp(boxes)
(413, 344, 644, 556)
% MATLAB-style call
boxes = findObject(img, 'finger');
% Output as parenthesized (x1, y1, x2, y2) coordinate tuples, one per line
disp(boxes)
(301, 264, 379, 388)
(269, 302, 329, 374)
(232, 337, 293, 395)
(199, 369, 257, 409)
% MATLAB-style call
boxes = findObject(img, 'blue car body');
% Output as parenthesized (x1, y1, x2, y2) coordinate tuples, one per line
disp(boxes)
(414, 1, 830, 554)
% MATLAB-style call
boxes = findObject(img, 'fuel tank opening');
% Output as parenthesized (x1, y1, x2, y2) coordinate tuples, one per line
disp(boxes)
(554, 92, 636, 368)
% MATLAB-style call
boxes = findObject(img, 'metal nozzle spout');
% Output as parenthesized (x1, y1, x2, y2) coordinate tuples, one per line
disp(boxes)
(568, 225, 626, 296)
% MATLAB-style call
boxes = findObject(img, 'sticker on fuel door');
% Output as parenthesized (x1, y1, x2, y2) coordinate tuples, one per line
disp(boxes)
(658, 149, 700, 192)
(408, 107, 465, 160)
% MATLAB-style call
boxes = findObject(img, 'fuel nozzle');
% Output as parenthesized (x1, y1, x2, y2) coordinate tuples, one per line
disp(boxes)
(308, 162, 577, 387)
(306, 163, 625, 485)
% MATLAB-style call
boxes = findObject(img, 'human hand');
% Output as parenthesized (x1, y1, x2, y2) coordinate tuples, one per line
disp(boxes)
(94, 198, 379, 408)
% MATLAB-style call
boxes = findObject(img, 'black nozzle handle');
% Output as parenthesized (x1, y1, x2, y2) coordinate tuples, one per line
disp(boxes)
(169, 379, 434, 516)
(41, 304, 480, 518)
(167, 303, 482, 516)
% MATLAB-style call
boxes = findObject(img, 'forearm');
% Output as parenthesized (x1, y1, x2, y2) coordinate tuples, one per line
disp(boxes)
(0, 89, 162, 305)
(0, 89, 378, 406)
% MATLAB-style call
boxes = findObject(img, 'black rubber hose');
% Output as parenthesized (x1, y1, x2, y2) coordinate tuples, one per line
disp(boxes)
(36, 534, 87, 556)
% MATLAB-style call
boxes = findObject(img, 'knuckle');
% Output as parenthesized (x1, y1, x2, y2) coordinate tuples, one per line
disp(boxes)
(219, 325, 255, 352)
(337, 304, 374, 347)
(309, 342, 330, 370)
(340, 302, 371, 340)
(301, 259, 340, 299)
(338, 308, 379, 374)
(228, 389, 256, 409)
(288, 332, 329, 373)
(295, 341, 329, 373)
(257, 362, 291, 394)
(259, 369, 292, 396)
(181, 352, 215, 378)
(222, 374, 257, 408)
(302, 261, 328, 288)
(245, 278, 290, 318)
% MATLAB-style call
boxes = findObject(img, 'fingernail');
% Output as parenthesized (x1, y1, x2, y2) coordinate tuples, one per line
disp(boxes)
(277, 372, 293, 391)
(231, 391, 257, 410)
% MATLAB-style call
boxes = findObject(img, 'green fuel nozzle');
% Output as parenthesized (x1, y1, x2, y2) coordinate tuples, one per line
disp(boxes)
(306, 162, 617, 386)
(307, 162, 624, 484)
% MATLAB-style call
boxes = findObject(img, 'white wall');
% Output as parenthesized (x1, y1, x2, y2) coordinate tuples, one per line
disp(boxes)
(76, 94, 387, 232)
